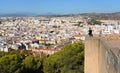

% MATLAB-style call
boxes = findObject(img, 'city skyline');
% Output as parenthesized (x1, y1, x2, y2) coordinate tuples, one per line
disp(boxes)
(0, 0, 120, 15)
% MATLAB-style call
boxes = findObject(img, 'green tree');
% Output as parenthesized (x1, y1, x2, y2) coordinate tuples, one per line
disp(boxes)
(0, 54, 22, 73)
(0, 51, 45, 73)
(21, 55, 45, 73)
(88, 19, 102, 25)
(43, 42, 84, 73)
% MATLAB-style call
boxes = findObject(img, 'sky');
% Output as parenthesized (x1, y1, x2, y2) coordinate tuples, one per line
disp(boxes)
(0, 0, 120, 14)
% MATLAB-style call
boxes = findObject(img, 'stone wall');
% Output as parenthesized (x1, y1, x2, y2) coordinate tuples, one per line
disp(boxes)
(85, 38, 120, 73)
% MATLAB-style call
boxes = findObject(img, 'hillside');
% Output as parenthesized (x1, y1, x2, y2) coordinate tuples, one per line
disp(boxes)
(80, 12, 120, 20)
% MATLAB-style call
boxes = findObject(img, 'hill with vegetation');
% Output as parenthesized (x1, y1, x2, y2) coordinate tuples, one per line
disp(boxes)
(0, 42, 84, 73)
(80, 12, 120, 20)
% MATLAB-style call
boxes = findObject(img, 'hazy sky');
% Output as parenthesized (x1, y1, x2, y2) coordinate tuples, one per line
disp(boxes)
(0, 0, 120, 14)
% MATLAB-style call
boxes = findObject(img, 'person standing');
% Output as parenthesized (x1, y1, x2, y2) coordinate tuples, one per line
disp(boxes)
(88, 28, 93, 37)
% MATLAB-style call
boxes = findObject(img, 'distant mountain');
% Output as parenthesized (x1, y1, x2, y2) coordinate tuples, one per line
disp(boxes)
(80, 12, 120, 20)
(0, 12, 59, 17)
(37, 13, 75, 17)
(0, 12, 36, 17)
(1, 12, 120, 20)
(37, 12, 60, 16)
(0, 14, 27, 17)
(37, 12, 120, 19)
